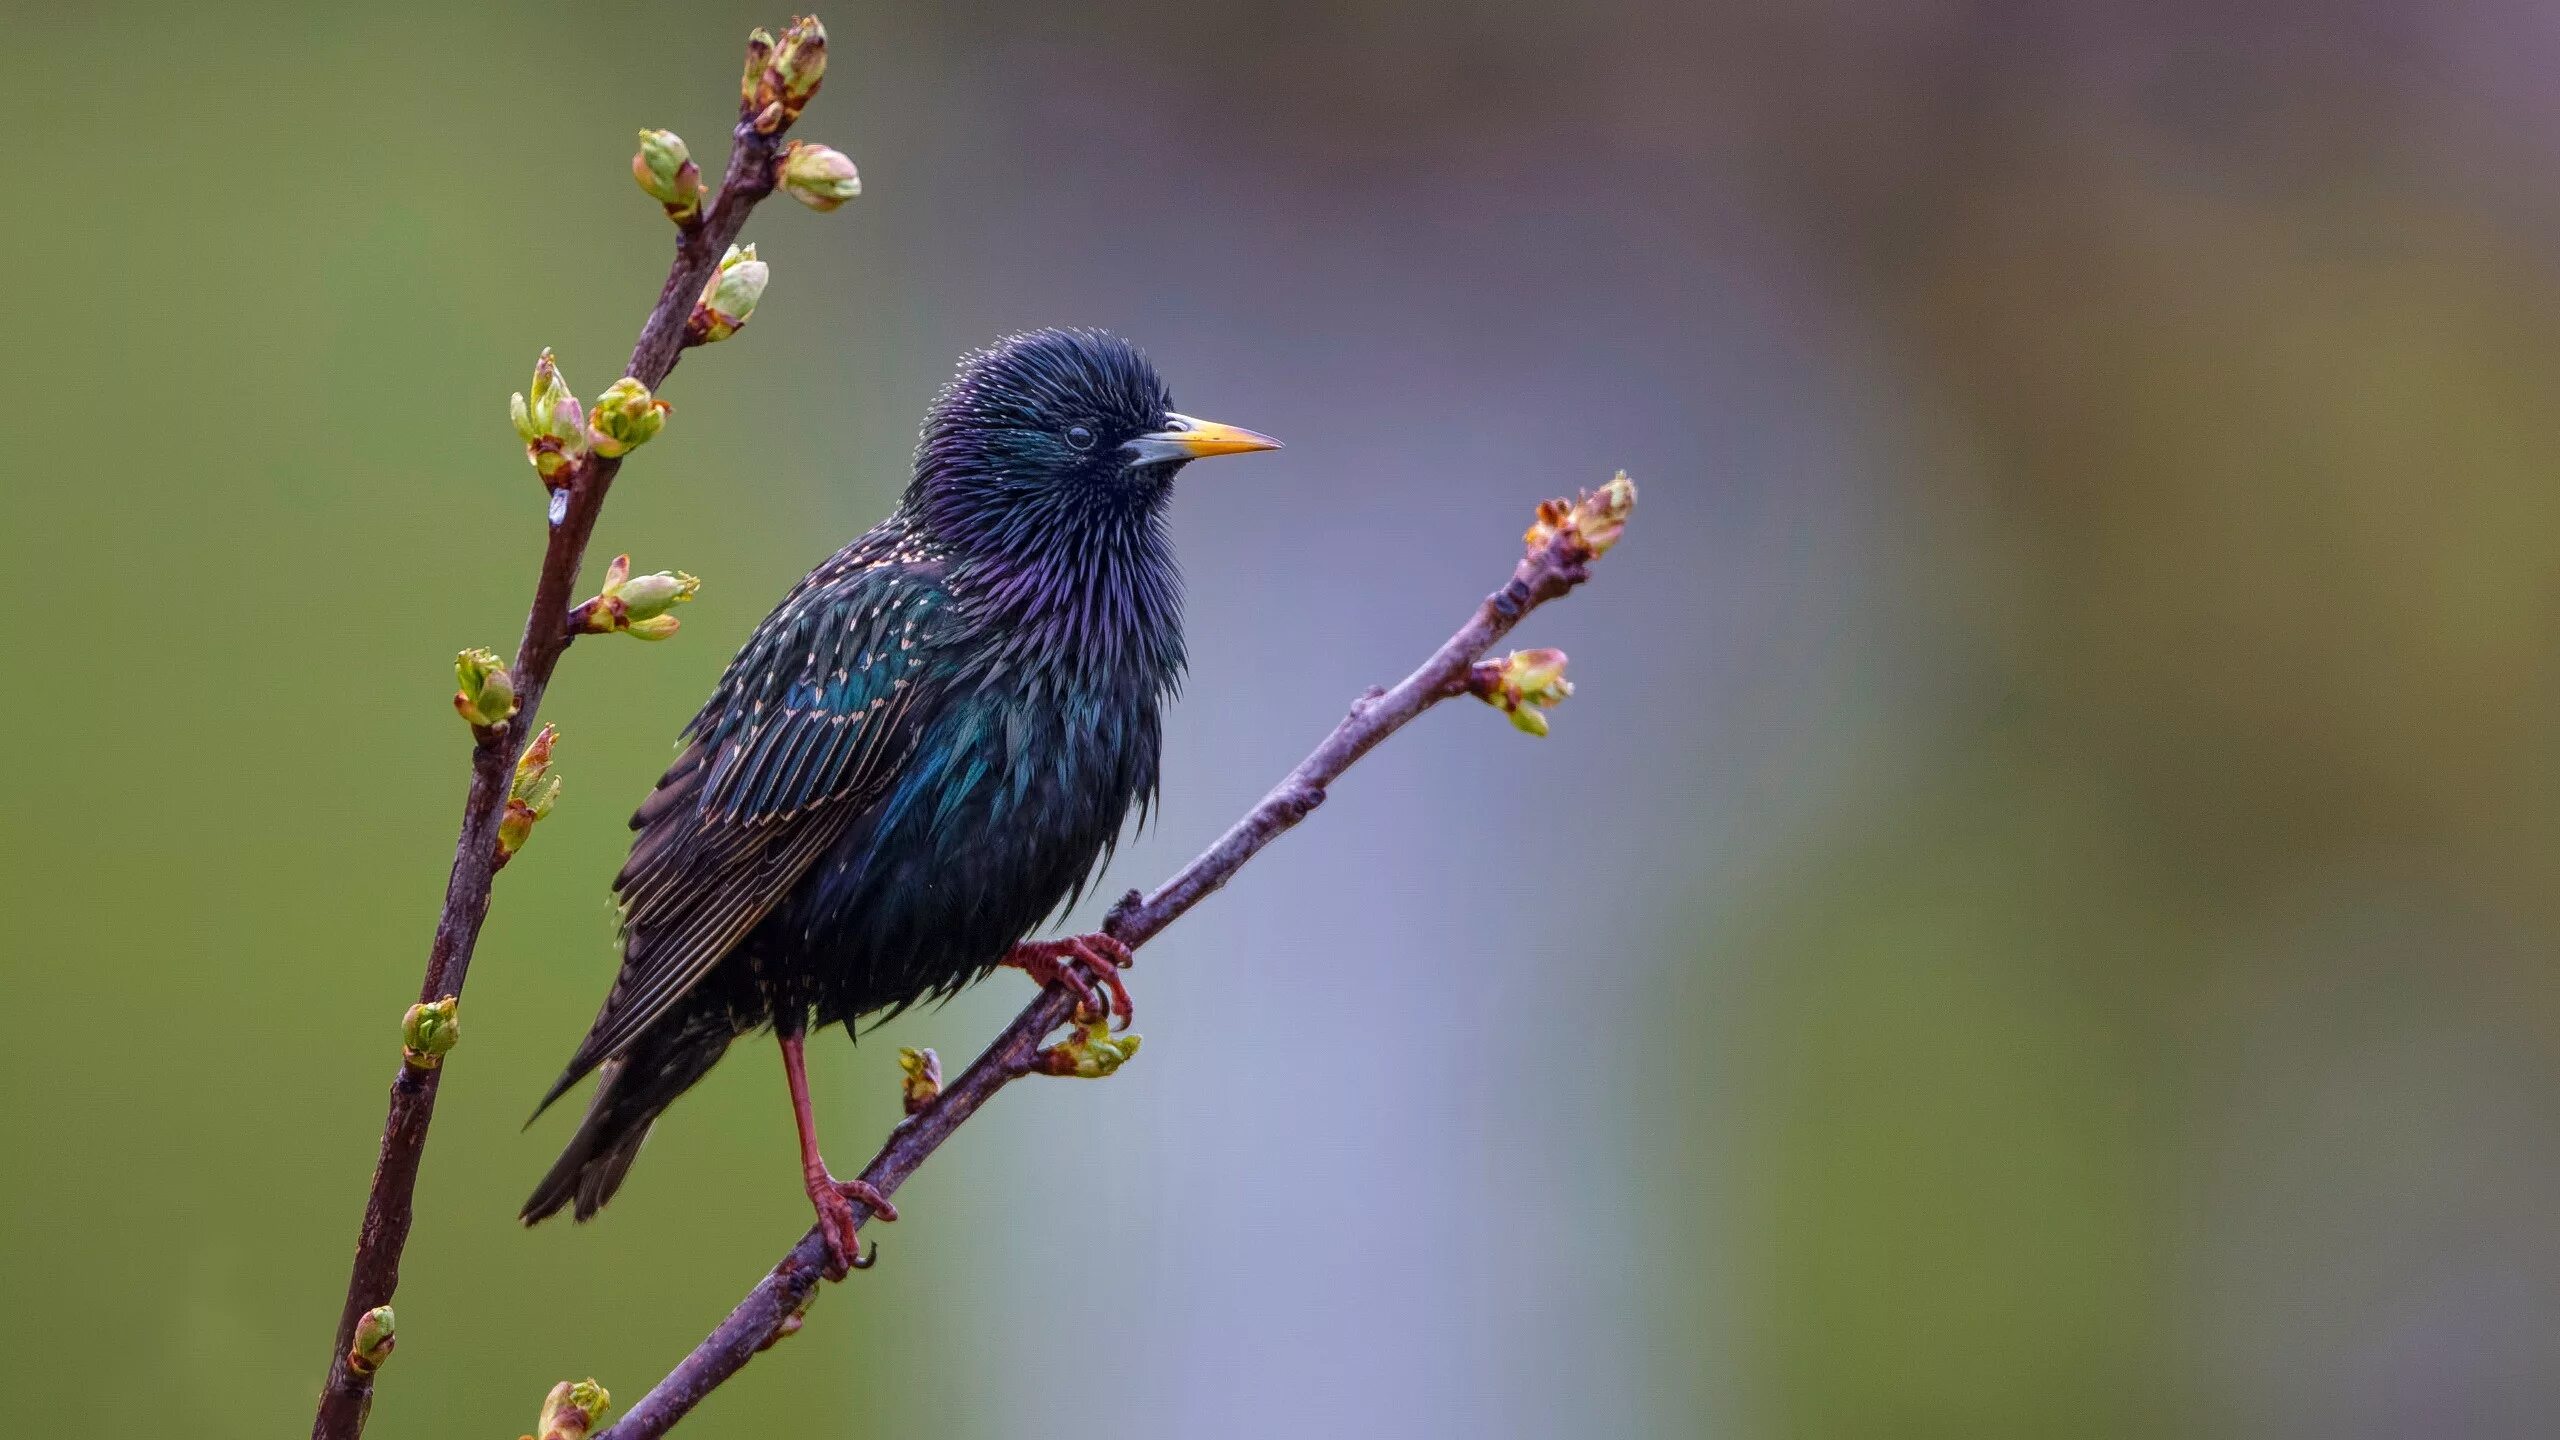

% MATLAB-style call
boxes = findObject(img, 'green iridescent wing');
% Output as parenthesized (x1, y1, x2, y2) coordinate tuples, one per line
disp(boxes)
(536, 530, 951, 1110)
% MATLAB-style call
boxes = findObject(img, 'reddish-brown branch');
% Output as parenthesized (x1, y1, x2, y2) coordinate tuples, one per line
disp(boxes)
(310, 51, 801, 1440)
(593, 510, 1616, 1440)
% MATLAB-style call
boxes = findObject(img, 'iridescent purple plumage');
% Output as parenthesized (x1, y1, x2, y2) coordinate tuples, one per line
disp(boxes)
(522, 330, 1278, 1260)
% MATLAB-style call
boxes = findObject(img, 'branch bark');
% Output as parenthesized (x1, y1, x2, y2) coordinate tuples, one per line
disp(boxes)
(310, 44, 805, 1440)
(593, 487, 1632, 1440)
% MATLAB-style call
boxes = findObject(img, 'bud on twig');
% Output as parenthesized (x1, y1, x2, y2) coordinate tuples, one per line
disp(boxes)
(402, 997, 459, 1070)
(631, 129, 704, 224)
(586, 377, 670, 458)
(773, 17, 828, 108)
(570, 553, 700, 639)
(454, 648, 518, 730)
(347, 1305, 396, 1376)
(897, 1047, 941, 1114)
(758, 1288, 819, 1351)
(1525, 471, 1640, 559)
(1577, 470, 1637, 554)
(524, 1379, 611, 1440)
(741, 28, 777, 105)
(1031, 1016, 1142, 1079)
(777, 140, 860, 211)
(1467, 647, 1572, 736)
(509, 349, 588, 487)
(495, 725, 560, 864)
(744, 15, 827, 132)
(687, 244, 768, 344)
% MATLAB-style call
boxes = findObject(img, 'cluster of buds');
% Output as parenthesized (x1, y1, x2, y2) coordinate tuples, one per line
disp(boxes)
(631, 129, 704, 223)
(509, 349, 587, 488)
(897, 1046, 942, 1115)
(496, 725, 561, 865)
(1468, 648, 1572, 736)
(454, 648, 519, 730)
(571, 554, 699, 640)
(778, 140, 860, 211)
(1032, 1016, 1142, 1080)
(688, 243, 769, 344)
(587, 377, 670, 458)
(1525, 470, 1638, 559)
(742, 15, 827, 133)
(347, 1306, 396, 1377)
(509, 355, 670, 497)
(402, 996, 460, 1071)
(522, 1379, 611, 1440)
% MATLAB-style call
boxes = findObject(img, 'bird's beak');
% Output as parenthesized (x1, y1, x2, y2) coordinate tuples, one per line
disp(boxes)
(1121, 412, 1283, 467)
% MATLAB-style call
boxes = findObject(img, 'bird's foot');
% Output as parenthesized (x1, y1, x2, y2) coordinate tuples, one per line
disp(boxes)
(805, 1167, 897, 1279)
(1004, 932, 1135, 1030)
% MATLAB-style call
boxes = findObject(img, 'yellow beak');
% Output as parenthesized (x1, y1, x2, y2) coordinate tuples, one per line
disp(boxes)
(1122, 412, 1283, 465)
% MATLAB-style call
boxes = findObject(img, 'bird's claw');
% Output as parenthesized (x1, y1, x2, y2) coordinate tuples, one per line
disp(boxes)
(807, 1170, 896, 1279)
(1004, 932, 1136, 1030)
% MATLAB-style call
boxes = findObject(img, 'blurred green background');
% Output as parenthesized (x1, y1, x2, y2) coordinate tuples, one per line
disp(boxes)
(7, 1, 2560, 1435)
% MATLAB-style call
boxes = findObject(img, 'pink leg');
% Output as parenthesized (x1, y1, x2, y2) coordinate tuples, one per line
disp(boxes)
(780, 1029, 898, 1278)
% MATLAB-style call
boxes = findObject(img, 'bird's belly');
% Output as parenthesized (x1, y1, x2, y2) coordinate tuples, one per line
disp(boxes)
(777, 688, 1159, 1022)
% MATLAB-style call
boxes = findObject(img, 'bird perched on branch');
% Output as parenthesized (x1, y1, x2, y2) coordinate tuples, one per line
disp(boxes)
(522, 329, 1278, 1271)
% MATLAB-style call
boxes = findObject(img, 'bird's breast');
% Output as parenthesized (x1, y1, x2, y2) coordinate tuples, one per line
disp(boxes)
(786, 664, 1163, 1014)
(957, 672, 1162, 863)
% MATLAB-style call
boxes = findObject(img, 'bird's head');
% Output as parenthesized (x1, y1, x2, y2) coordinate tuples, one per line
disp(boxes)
(909, 328, 1279, 551)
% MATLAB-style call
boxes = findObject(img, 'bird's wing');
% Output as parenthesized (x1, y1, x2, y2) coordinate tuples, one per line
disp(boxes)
(537, 539, 952, 1110)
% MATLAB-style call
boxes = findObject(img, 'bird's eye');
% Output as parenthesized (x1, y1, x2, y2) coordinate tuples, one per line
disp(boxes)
(1064, 424, 1096, 451)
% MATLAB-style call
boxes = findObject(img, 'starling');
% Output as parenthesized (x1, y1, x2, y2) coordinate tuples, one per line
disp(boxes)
(521, 329, 1278, 1269)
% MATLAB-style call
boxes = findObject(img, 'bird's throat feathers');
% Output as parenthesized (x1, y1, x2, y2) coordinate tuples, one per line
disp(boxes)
(907, 459, 1185, 696)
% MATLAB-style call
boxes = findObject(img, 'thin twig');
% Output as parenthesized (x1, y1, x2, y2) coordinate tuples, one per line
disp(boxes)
(310, 39, 807, 1440)
(594, 491, 1629, 1440)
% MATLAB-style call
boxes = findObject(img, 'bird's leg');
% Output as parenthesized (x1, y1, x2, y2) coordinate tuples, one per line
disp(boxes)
(778, 1028, 897, 1279)
(1002, 932, 1135, 1029)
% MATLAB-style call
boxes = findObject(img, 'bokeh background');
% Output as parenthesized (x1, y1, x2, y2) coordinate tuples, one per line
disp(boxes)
(7, 0, 2560, 1434)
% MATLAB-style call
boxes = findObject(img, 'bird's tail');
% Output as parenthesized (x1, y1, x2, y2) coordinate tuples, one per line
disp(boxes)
(521, 1019, 734, 1226)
